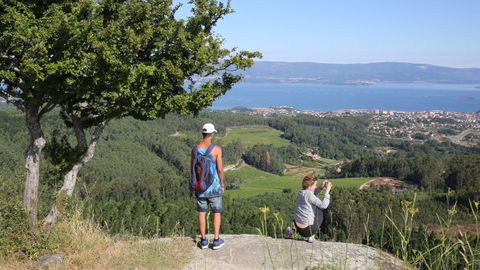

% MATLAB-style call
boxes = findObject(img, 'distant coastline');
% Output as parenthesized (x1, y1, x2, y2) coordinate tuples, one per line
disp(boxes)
(214, 106, 479, 115)
(243, 61, 480, 85)
(243, 78, 480, 86)
(212, 82, 480, 113)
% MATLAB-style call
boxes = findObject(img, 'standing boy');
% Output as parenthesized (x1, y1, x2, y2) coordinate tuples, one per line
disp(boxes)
(191, 123, 225, 249)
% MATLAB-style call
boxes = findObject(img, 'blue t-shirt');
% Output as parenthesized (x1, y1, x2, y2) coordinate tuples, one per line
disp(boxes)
(195, 147, 222, 198)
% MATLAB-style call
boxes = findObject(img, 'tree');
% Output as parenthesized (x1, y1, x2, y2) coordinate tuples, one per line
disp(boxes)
(0, 0, 260, 227)
(445, 155, 480, 192)
(243, 144, 285, 175)
(0, 1, 71, 226)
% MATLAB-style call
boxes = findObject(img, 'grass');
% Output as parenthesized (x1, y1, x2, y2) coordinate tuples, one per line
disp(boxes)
(218, 125, 291, 147)
(285, 164, 324, 177)
(0, 217, 193, 270)
(225, 166, 370, 198)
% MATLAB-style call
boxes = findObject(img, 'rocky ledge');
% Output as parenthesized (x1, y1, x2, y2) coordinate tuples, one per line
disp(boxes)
(182, 234, 405, 270)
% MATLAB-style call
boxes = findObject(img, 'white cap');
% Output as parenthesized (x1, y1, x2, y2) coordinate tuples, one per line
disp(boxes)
(202, 123, 217, 134)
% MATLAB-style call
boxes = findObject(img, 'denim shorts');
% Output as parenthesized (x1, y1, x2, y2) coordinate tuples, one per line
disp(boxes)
(196, 196, 223, 213)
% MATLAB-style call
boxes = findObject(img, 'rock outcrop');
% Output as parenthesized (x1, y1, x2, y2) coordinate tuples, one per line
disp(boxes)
(34, 254, 64, 269)
(183, 234, 404, 270)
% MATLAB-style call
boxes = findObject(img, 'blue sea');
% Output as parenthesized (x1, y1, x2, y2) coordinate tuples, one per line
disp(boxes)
(212, 83, 480, 112)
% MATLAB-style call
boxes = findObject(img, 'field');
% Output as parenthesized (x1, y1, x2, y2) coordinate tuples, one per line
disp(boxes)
(219, 125, 369, 198)
(218, 125, 291, 147)
(224, 166, 370, 198)
(284, 160, 336, 178)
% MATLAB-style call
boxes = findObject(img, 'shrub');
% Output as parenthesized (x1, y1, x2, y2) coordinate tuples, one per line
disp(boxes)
(0, 173, 66, 259)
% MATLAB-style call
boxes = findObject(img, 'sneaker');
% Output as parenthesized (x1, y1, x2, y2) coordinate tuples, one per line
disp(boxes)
(284, 226, 292, 239)
(307, 236, 314, 243)
(212, 237, 225, 250)
(199, 238, 209, 249)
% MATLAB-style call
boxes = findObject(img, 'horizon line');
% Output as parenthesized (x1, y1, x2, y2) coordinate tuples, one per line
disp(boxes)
(253, 60, 480, 69)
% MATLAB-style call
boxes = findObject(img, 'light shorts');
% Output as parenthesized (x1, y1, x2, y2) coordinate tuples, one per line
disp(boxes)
(196, 196, 223, 213)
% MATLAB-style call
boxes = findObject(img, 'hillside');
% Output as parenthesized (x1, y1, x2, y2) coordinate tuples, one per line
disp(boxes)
(1, 109, 479, 269)
(244, 61, 480, 84)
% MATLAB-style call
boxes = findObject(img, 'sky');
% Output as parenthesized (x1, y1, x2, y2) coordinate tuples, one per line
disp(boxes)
(178, 1, 480, 68)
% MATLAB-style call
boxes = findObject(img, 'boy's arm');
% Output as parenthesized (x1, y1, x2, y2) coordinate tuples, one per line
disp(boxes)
(216, 147, 225, 192)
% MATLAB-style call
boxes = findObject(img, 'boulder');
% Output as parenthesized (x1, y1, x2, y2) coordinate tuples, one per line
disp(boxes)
(34, 254, 64, 269)
(183, 234, 405, 270)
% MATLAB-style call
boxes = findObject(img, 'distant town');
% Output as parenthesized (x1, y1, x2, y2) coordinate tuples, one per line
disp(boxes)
(224, 106, 480, 147)
(2, 97, 479, 146)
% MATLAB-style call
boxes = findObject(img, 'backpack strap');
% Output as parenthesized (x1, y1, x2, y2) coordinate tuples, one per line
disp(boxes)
(192, 146, 199, 157)
(205, 144, 216, 156)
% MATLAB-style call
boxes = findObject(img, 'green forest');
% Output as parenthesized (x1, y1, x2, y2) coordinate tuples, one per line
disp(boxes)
(1, 108, 479, 269)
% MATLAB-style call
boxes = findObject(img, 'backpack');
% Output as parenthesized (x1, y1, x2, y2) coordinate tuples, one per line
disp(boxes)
(190, 144, 216, 193)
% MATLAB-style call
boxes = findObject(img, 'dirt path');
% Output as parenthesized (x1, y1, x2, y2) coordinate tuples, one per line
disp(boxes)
(224, 160, 247, 172)
(183, 234, 404, 270)
(448, 128, 475, 146)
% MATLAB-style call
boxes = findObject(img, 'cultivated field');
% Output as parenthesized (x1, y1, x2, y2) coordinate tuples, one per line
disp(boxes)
(224, 166, 370, 198)
(218, 125, 291, 147)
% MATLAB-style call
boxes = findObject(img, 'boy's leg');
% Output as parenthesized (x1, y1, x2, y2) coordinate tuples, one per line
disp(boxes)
(196, 198, 208, 239)
(210, 196, 223, 240)
(213, 212, 221, 239)
(198, 212, 206, 239)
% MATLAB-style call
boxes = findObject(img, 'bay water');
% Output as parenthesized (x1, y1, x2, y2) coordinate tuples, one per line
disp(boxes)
(212, 82, 480, 112)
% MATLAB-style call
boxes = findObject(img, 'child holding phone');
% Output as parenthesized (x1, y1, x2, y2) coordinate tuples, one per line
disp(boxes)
(285, 175, 332, 243)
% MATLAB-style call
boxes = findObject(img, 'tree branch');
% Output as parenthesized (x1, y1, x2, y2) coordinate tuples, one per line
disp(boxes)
(38, 102, 56, 117)
(43, 120, 108, 228)
(0, 91, 9, 100)
(203, 0, 232, 33)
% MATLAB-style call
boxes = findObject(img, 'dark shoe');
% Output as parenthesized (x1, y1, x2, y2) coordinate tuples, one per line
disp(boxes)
(212, 237, 224, 250)
(199, 238, 209, 249)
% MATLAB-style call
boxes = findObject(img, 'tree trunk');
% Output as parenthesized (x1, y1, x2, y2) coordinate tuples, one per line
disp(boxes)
(72, 115, 88, 153)
(24, 105, 46, 228)
(44, 121, 107, 227)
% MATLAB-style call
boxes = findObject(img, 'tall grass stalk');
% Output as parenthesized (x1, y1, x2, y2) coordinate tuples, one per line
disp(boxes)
(257, 206, 276, 269)
(385, 193, 418, 263)
(206, 211, 211, 235)
(385, 193, 480, 269)
(363, 213, 370, 268)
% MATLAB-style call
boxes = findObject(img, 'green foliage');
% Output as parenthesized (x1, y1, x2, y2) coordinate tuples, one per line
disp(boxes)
(438, 127, 459, 136)
(225, 176, 243, 190)
(0, 172, 64, 259)
(243, 144, 285, 175)
(0, 173, 30, 257)
(333, 150, 480, 193)
(221, 139, 245, 165)
(1, 0, 260, 119)
(268, 115, 377, 159)
(386, 120, 401, 128)
(445, 154, 480, 192)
